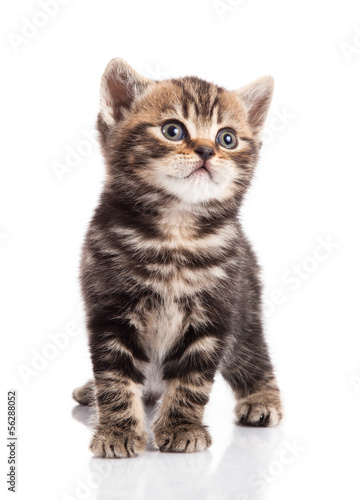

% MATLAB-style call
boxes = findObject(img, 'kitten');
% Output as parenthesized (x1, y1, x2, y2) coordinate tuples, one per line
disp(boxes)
(73, 58, 283, 457)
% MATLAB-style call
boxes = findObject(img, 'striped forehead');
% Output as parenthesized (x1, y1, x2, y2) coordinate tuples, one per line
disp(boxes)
(172, 78, 222, 120)
(156, 77, 226, 138)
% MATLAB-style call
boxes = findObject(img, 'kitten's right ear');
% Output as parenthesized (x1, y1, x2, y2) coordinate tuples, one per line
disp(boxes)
(99, 58, 153, 126)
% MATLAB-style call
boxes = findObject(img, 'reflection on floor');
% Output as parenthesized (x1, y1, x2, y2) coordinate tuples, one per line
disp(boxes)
(72, 401, 288, 500)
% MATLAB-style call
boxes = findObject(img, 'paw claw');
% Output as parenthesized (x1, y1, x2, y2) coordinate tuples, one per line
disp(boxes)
(159, 438, 170, 452)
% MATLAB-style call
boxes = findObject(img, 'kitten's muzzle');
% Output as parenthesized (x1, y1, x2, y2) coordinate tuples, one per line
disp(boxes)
(185, 159, 214, 180)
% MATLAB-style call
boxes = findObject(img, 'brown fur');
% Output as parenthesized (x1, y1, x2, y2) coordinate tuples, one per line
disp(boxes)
(73, 59, 282, 457)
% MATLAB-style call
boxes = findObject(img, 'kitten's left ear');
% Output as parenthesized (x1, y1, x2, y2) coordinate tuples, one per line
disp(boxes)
(237, 76, 274, 136)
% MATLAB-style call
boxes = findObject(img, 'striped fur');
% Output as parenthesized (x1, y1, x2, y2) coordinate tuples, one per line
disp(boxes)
(73, 59, 282, 457)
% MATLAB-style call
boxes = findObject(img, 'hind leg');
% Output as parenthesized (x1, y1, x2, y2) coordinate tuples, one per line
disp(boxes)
(221, 310, 283, 428)
(221, 343, 282, 427)
(73, 380, 94, 406)
(221, 255, 283, 427)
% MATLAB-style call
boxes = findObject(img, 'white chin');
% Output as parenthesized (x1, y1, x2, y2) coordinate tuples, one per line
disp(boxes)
(162, 175, 227, 204)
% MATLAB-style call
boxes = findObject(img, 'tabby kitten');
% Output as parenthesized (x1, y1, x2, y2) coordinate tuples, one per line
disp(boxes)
(73, 58, 282, 457)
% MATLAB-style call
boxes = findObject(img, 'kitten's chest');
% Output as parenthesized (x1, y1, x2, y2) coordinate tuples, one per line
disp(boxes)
(136, 298, 188, 399)
(139, 299, 186, 362)
(133, 213, 231, 297)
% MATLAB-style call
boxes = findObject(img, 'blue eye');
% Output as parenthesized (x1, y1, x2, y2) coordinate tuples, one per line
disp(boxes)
(162, 122, 185, 141)
(217, 129, 237, 149)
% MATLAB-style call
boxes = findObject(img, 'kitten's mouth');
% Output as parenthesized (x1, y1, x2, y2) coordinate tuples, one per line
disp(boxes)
(186, 163, 212, 179)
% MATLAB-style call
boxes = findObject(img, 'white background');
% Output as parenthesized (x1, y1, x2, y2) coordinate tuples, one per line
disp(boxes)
(2, 0, 360, 499)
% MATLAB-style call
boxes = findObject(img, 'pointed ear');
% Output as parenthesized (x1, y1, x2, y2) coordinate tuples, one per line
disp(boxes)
(237, 76, 274, 136)
(99, 58, 153, 126)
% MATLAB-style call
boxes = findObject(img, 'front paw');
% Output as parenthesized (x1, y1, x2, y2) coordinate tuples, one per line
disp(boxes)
(90, 425, 147, 458)
(235, 393, 283, 427)
(153, 422, 212, 453)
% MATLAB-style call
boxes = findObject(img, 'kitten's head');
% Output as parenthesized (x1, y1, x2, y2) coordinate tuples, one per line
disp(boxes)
(97, 59, 273, 208)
